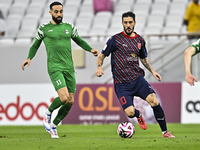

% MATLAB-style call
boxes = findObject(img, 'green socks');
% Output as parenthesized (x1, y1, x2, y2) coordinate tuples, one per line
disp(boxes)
(53, 104, 72, 125)
(48, 97, 65, 113)
(48, 97, 72, 126)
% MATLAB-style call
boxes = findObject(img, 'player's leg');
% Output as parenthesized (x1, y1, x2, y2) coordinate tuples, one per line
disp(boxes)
(43, 72, 67, 131)
(145, 93, 167, 131)
(146, 93, 175, 138)
(53, 90, 74, 126)
(47, 89, 74, 138)
(55, 70, 76, 122)
(114, 82, 147, 130)
(138, 76, 175, 138)
(124, 105, 137, 117)
(124, 105, 147, 130)
(47, 71, 76, 138)
(43, 96, 64, 131)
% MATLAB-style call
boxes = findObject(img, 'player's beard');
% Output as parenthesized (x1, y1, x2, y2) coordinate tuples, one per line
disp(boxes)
(124, 26, 134, 36)
(52, 15, 63, 24)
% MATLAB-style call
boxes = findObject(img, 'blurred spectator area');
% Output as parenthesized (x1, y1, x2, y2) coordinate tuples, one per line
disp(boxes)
(0, 0, 190, 43)
(0, 0, 196, 84)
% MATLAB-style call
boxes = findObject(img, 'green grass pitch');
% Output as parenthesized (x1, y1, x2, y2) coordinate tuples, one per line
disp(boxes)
(0, 123, 199, 150)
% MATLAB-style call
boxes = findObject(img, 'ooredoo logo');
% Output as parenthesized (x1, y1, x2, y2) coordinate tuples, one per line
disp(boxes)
(0, 96, 53, 121)
(186, 100, 200, 113)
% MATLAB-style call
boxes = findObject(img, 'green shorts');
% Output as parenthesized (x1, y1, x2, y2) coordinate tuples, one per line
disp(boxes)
(49, 70, 76, 93)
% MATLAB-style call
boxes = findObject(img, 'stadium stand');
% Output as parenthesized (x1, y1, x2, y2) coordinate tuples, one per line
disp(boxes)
(165, 14, 183, 29)
(132, 3, 150, 16)
(154, 0, 171, 4)
(145, 14, 165, 35)
(0, 0, 191, 40)
(150, 3, 169, 16)
(75, 17, 93, 36)
(0, 0, 197, 83)
(78, 3, 94, 18)
(168, 2, 187, 16)
(135, 0, 152, 5)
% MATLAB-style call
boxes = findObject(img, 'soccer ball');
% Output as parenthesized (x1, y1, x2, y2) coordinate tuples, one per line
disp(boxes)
(117, 121, 135, 138)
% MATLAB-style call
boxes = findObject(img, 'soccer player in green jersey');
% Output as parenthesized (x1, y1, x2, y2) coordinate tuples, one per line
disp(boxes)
(21, 1, 99, 138)
(184, 38, 200, 85)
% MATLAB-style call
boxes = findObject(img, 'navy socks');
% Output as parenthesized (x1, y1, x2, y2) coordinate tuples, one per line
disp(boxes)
(152, 104, 167, 132)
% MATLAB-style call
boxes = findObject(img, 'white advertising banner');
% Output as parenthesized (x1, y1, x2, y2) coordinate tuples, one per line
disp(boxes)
(181, 82, 200, 123)
(0, 84, 58, 125)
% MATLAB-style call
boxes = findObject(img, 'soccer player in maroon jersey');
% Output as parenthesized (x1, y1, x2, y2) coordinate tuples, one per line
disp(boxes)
(95, 11, 175, 138)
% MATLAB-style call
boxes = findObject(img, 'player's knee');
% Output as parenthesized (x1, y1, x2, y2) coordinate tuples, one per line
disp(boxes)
(66, 97, 74, 106)
(60, 96, 68, 103)
(154, 101, 159, 106)
(147, 96, 159, 107)
(150, 100, 159, 107)
(125, 106, 135, 118)
(66, 100, 74, 106)
(125, 111, 135, 118)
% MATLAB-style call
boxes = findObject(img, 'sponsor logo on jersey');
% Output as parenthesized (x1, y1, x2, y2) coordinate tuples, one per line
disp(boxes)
(65, 29, 69, 34)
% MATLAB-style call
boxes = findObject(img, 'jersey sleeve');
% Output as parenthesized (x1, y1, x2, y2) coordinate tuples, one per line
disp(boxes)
(139, 39, 147, 59)
(71, 24, 92, 52)
(101, 36, 117, 56)
(27, 26, 43, 59)
(71, 23, 79, 39)
(191, 38, 200, 54)
(73, 35, 92, 52)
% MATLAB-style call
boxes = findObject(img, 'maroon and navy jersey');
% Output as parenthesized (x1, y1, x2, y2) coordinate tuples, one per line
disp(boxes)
(102, 31, 147, 83)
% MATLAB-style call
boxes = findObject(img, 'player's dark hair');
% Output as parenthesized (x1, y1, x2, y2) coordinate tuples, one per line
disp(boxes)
(122, 11, 135, 22)
(50, 1, 63, 10)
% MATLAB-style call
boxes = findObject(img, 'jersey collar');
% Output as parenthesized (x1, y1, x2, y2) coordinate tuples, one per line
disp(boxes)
(122, 31, 138, 39)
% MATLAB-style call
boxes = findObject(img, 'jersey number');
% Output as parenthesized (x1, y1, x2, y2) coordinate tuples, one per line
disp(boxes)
(56, 79, 62, 86)
(120, 96, 127, 106)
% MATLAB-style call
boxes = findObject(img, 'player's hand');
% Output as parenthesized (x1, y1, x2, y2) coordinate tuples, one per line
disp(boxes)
(96, 67, 104, 77)
(185, 74, 197, 86)
(91, 49, 99, 57)
(21, 58, 31, 70)
(152, 71, 162, 82)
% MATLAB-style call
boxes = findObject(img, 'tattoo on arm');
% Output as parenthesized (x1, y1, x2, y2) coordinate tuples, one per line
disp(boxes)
(140, 58, 153, 73)
(97, 54, 105, 67)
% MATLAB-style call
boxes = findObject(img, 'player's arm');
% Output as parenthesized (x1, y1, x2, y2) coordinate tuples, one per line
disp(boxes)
(21, 39, 42, 70)
(95, 53, 106, 77)
(73, 35, 99, 56)
(95, 36, 116, 77)
(71, 24, 99, 56)
(140, 57, 162, 82)
(184, 46, 197, 85)
(21, 28, 43, 70)
(139, 40, 161, 81)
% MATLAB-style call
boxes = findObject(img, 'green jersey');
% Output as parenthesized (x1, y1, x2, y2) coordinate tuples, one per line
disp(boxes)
(191, 38, 200, 55)
(28, 21, 92, 74)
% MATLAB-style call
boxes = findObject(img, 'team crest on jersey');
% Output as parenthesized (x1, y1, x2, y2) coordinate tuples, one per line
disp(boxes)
(138, 43, 141, 49)
(65, 29, 69, 34)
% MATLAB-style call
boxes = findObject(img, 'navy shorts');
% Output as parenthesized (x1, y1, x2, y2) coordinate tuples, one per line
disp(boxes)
(114, 76, 155, 110)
